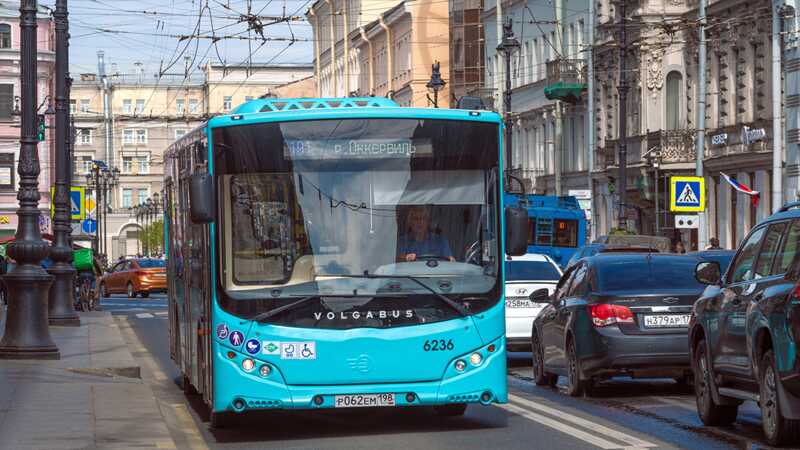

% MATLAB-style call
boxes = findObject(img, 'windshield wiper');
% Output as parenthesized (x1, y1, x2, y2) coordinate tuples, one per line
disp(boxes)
(247, 295, 319, 323)
(337, 273, 469, 317)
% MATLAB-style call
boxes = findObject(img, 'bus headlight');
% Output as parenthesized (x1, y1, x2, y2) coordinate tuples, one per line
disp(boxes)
(454, 359, 467, 372)
(242, 358, 256, 372)
(469, 352, 483, 366)
(259, 364, 271, 377)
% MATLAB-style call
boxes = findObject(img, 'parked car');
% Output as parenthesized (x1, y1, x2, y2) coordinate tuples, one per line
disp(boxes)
(100, 258, 167, 298)
(531, 253, 706, 396)
(565, 243, 661, 270)
(686, 249, 735, 273)
(593, 234, 672, 252)
(690, 202, 800, 446)
(504, 254, 563, 351)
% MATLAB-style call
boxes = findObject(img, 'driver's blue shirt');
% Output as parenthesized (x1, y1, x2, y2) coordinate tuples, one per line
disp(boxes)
(398, 232, 453, 258)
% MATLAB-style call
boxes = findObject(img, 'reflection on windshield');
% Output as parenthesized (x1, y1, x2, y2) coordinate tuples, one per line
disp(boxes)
(218, 118, 501, 300)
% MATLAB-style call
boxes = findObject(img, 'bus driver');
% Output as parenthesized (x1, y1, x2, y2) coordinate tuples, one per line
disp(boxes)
(397, 206, 455, 262)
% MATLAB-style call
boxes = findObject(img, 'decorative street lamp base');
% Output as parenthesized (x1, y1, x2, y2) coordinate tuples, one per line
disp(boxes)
(48, 264, 80, 327)
(0, 270, 59, 360)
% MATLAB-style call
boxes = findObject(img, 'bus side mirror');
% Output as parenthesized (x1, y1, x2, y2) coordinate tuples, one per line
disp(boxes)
(190, 173, 214, 224)
(505, 206, 528, 256)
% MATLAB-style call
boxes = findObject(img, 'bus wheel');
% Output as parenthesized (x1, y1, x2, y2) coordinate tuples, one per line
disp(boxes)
(434, 404, 467, 417)
(210, 411, 231, 429)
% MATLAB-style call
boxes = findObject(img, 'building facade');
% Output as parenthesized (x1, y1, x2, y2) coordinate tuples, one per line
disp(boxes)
(449, 0, 486, 104)
(483, 0, 590, 202)
(591, 0, 778, 249)
(349, 0, 451, 106)
(204, 63, 313, 115)
(0, 3, 54, 238)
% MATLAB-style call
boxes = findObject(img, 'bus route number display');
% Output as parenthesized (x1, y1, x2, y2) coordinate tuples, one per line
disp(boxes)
(284, 139, 425, 160)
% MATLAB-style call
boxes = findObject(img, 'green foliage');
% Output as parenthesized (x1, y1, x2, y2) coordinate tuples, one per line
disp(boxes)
(141, 219, 164, 256)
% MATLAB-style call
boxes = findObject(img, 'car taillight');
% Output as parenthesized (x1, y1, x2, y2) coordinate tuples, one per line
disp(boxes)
(588, 304, 635, 327)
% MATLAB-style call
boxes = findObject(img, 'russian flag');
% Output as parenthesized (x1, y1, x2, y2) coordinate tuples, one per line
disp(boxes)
(720, 172, 760, 207)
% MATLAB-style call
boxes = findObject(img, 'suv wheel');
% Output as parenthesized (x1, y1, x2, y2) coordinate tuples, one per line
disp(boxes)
(694, 339, 738, 425)
(760, 350, 800, 446)
(532, 332, 558, 387)
(565, 339, 590, 397)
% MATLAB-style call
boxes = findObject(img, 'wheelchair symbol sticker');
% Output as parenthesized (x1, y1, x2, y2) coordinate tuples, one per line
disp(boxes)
(215, 324, 229, 340)
(280, 341, 316, 360)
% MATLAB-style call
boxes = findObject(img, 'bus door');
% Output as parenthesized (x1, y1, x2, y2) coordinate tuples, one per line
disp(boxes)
(165, 178, 178, 362)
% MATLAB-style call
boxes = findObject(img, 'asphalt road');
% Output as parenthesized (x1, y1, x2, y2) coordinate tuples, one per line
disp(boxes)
(103, 295, 777, 450)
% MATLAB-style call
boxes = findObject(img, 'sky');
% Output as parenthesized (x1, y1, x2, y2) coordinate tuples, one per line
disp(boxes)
(58, 0, 315, 78)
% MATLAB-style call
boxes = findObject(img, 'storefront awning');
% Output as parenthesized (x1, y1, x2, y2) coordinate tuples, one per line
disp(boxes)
(544, 82, 587, 103)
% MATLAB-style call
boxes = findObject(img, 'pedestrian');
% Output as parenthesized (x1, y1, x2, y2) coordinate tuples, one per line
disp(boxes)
(674, 241, 686, 254)
(706, 237, 722, 250)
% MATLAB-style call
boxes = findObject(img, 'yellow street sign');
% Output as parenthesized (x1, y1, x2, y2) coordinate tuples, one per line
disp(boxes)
(670, 176, 705, 212)
(50, 186, 86, 220)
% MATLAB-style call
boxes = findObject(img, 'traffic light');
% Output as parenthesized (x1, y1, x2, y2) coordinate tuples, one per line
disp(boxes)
(36, 114, 45, 141)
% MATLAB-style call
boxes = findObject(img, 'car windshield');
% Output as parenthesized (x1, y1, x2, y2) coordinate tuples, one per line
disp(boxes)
(505, 260, 561, 281)
(597, 257, 704, 292)
(214, 118, 501, 301)
(137, 259, 165, 268)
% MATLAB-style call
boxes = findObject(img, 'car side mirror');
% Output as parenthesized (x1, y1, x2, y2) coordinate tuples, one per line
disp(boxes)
(529, 288, 550, 302)
(696, 261, 722, 285)
(190, 173, 214, 224)
(505, 206, 528, 256)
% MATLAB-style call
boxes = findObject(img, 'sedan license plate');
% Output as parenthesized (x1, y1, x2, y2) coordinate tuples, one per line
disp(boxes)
(334, 393, 395, 408)
(506, 298, 535, 308)
(643, 314, 691, 328)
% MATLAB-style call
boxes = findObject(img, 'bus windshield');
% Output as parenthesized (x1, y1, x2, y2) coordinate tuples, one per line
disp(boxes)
(213, 118, 501, 324)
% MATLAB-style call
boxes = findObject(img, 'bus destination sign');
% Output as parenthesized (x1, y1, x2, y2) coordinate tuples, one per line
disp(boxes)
(284, 139, 429, 160)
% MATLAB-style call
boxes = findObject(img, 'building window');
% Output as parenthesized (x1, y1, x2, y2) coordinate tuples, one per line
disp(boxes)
(0, 153, 13, 189)
(78, 128, 92, 145)
(80, 99, 90, 113)
(136, 129, 147, 144)
(122, 99, 132, 114)
(176, 98, 185, 114)
(245, 96, 254, 102)
(122, 188, 132, 208)
(69, 100, 76, 114)
(122, 129, 134, 145)
(666, 71, 682, 130)
(122, 156, 133, 173)
(189, 99, 199, 113)
(136, 155, 149, 174)
(0, 24, 10, 49)
(0, 84, 12, 119)
(78, 156, 92, 174)
(137, 189, 148, 205)
(174, 129, 187, 140)
(223, 96, 232, 111)
(135, 99, 144, 114)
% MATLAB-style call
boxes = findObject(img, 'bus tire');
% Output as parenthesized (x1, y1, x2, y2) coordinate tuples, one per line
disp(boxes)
(434, 404, 467, 417)
(210, 411, 231, 429)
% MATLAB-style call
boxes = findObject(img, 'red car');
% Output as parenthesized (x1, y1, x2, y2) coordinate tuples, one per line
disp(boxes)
(100, 258, 166, 298)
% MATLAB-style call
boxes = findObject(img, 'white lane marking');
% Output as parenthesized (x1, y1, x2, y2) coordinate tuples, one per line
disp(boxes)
(136, 313, 155, 319)
(154, 312, 168, 316)
(500, 403, 623, 449)
(509, 394, 658, 448)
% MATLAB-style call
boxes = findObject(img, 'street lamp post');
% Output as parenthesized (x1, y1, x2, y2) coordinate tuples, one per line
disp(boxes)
(47, 0, 79, 326)
(496, 17, 520, 185)
(0, 0, 60, 359)
(426, 61, 446, 108)
(86, 163, 118, 262)
(144, 197, 153, 257)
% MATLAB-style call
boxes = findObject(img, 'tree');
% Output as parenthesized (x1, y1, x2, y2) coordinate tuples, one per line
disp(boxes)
(141, 219, 164, 256)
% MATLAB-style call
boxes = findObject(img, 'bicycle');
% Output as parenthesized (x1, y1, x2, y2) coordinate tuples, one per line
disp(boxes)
(75, 273, 97, 311)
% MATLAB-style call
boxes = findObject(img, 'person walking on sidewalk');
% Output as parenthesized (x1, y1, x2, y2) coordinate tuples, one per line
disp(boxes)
(705, 237, 722, 250)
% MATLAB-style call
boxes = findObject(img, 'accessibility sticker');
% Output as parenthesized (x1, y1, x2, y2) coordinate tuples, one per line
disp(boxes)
(244, 339, 261, 355)
(229, 331, 244, 347)
(262, 341, 281, 356)
(215, 323, 229, 340)
(280, 341, 316, 360)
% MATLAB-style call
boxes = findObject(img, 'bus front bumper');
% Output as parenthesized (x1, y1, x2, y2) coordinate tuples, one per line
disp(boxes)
(212, 338, 507, 413)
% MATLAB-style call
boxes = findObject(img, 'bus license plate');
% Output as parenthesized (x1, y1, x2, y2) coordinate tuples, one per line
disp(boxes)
(334, 393, 395, 408)
(643, 314, 691, 328)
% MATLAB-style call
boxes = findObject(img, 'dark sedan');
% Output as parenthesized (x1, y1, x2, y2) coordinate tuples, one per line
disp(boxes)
(530, 253, 707, 396)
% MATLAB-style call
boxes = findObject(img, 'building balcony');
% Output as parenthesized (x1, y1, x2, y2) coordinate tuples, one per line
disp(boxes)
(646, 129, 697, 164)
(544, 59, 587, 103)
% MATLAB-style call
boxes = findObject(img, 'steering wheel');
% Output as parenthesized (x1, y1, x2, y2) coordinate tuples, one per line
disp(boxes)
(464, 241, 481, 265)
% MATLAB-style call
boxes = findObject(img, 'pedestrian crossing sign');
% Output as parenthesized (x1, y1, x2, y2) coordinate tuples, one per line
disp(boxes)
(50, 186, 86, 220)
(670, 176, 705, 212)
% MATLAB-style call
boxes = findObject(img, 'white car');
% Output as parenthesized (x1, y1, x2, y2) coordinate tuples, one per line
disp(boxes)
(504, 254, 562, 352)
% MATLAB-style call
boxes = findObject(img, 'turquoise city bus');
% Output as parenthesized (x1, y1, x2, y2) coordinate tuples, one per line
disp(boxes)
(164, 98, 528, 427)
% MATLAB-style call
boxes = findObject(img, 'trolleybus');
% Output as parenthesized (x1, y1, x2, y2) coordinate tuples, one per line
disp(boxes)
(164, 97, 527, 427)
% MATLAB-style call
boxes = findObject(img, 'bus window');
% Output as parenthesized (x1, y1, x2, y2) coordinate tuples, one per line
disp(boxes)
(527, 217, 536, 246)
(554, 219, 578, 247)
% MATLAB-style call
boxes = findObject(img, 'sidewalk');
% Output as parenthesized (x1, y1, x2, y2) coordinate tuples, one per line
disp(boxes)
(0, 309, 177, 450)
